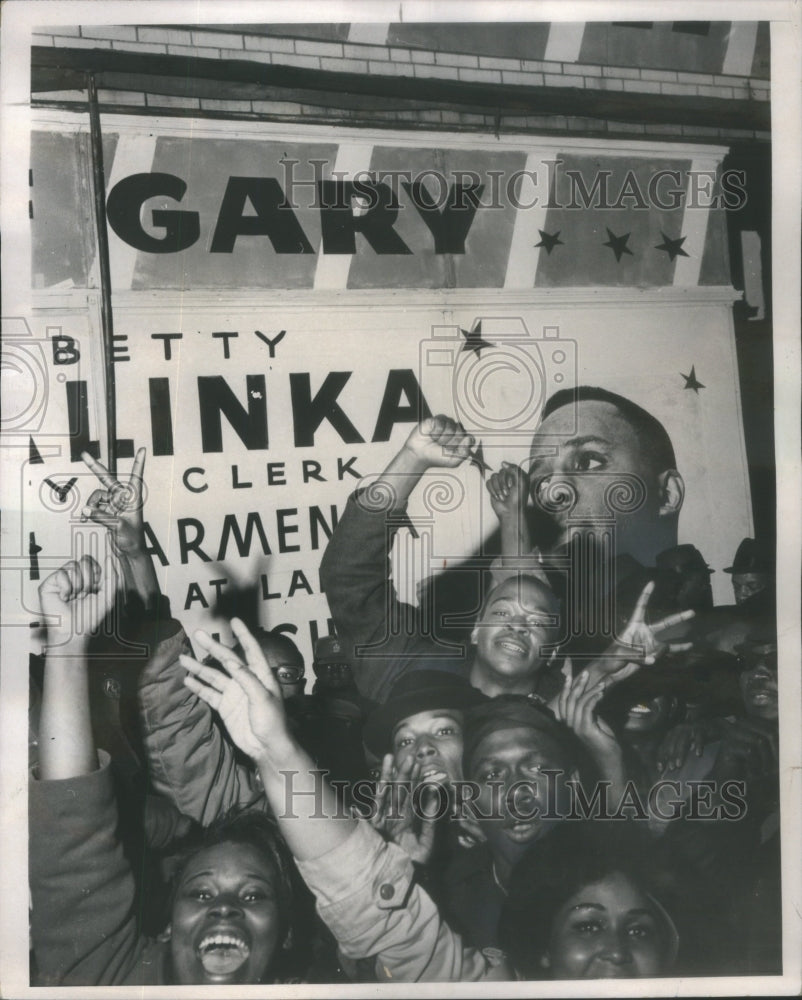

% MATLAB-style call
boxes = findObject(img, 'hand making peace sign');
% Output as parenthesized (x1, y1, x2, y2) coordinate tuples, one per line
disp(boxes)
(588, 580, 696, 687)
(80, 447, 147, 555)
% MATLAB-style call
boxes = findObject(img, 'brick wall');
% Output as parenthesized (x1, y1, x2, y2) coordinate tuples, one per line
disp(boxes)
(31, 24, 771, 141)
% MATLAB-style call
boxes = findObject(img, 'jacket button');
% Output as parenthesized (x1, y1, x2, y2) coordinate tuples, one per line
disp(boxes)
(103, 677, 121, 699)
(379, 883, 395, 900)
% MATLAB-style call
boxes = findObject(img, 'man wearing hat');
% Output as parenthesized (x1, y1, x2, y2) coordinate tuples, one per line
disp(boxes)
(440, 695, 584, 949)
(312, 635, 358, 695)
(724, 538, 775, 613)
(360, 669, 487, 886)
(654, 544, 715, 614)
(728, 630, 781, 974)
(363, 669, 485, 788)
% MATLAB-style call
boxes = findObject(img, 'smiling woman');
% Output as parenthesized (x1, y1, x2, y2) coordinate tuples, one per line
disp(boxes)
(165, 812, 294, 985)
(28, 556, 299, 988)
(499, 822, 694, 980)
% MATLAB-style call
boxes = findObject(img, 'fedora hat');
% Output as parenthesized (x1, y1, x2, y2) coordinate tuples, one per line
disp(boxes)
(724, 538, 774, 575)
(363, 669, 486, 756)
(656, 544, 713, 575)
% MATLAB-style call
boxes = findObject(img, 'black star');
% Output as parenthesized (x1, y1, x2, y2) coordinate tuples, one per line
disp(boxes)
(602, 228, 633, 262)
(460, 321, 493, 357)
(534, 229, 564, 254)
(469, 442, 492, 476)
(680, 366, 705, 393)
(655, 232, 689, 261)
(44, 477, 77, 503)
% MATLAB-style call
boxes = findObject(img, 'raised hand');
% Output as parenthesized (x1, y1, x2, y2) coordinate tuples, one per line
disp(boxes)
(368, 753, 437, 865)
(486, 462, 529, 520)
(402, 415, 475, 469)
(181, 618, 294, 766)
(555, 670, 620, 764)
(38, 555, 118, 647)
(596, 581, 695, 683)
(81, 447, 146, 555)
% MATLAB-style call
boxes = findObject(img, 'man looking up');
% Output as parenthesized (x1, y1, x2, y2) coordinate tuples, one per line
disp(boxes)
(320, 416, 564, 705)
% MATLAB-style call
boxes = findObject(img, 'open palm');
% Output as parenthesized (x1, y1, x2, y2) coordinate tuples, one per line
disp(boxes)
(180, 619, 291, 765)
(369, 753, 437, 864)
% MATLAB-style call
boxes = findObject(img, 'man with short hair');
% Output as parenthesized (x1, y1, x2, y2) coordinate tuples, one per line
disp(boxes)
(487, 386, 690, 657)
(322, 414, 688, 705)
(441, 696, 584, 948)
(243, 630, 307, 701)
(320, 417, 565, 705)
(528, 386, 685, 565)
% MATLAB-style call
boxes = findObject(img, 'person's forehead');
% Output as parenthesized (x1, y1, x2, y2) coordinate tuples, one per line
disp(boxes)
(273, 660, 303, 672)
(259, 638, 303, 665)
(488, 578, 556, 612)
(393, 711, 462, 744)
(473, 725, 566, 763)
(534, 400, 640, 446)
(182, 841, 276, 881)
(562, 872, 653, 916)
(395, 708, 463, 735)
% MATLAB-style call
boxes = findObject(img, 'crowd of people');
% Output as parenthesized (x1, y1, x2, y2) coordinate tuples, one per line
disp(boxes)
(28, 386, 780, 985)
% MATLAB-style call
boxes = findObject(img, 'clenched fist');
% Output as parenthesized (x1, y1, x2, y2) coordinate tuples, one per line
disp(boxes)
(402, 415, 475, 469)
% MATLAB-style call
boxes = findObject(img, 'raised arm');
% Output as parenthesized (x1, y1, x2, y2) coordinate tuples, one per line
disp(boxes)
(486, 462, 537, 576)
(38, 555, 117, 779)
(31, 558, 153, 986)
(319, 417, 474, 701)
(553, 669, 628, 802)
(181, 621, 508, 982)
(81, 447, 159, 610)
(81, 446, 260, 824)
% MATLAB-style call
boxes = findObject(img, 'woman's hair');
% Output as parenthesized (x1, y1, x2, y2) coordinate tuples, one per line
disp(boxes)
(165, 808, 295, 937)
(498, 821, 680, 979)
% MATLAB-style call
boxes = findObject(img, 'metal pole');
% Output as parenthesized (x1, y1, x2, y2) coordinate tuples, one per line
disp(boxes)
(86, 72, 118, 475)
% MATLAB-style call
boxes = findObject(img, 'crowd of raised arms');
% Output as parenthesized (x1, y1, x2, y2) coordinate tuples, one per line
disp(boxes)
(29, 386, 779, 985)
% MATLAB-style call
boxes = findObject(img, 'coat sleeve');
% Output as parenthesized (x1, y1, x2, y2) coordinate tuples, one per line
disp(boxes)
(137, 624, 263, 825)
(29, 755, 147, 986)
(296, 820, 512, 982)
(319, 493, 444, 703)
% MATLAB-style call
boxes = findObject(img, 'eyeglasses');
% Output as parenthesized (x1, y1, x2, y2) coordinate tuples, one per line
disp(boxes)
(737, 655, 777, 673)
(272, 665, 304, 684)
